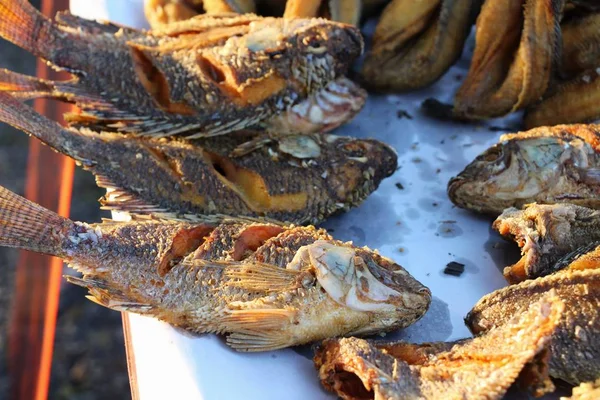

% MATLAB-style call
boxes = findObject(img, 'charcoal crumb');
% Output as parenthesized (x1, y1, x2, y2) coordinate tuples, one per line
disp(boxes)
(397, 109, 413, 119)
(444, 261, 465, 277)
(395, 182, 404, 190)
(436, 168, 441, 174)
(432, 202, 439, 207)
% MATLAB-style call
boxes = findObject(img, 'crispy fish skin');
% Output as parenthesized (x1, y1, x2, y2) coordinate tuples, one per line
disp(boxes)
(466, 269, 600, 385)
(448, 124, 600, 215)
(0, 185, 431, 352)
(554, 241, 600, 272)
(0, 92, 397, 225)
(315, 293, 563, 400)
(453, 0, 564, 119)
(493, 203, 600, 283)
(524, 69, 600, 129)
(0, 0, 363, 139)
(360, 0, 478, 92)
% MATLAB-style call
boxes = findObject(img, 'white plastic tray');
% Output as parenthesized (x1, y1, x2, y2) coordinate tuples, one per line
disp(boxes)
(69, 2, 563, 399)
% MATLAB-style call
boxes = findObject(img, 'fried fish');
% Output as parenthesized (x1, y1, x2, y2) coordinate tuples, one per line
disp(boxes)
(0, 92, 396, 225)
(0, 0, 363, 140)
(361, 0, 479, 92)
(0, 185, 431, 351)
(315, 293, 563, 399)
(453, 0, 564, 119)
(493, 203, 600, 283)
(448, 124, 600, 215)
(466, 269, 600, 385)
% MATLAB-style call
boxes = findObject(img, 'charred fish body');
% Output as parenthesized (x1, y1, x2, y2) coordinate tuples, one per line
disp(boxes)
(493, 203, 600, 283)
(315, 294, 563, 400)
(0, 185, 431, 351)
(448, 124, 600, 215)
(466, 269, 600, 385)
(0, 92, 396, 225)
(0, 0, 363, 139)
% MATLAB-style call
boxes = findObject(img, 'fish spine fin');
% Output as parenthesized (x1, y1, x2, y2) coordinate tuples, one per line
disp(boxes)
(0, 68, 55, 100)
(0, 185, 72, 256)
(0, 0, 57, 57)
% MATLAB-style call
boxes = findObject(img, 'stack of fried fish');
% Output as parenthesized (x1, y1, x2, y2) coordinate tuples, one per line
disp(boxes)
(0, 0, 441, 354)
(0, 0, 598, 399)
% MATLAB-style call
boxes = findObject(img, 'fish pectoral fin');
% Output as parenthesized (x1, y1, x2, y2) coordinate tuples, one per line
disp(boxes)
(222, 308, 296, 352)
(229, 135, 274, 157)
(66, 276, 154, 314)
(224, 261, 305, 292)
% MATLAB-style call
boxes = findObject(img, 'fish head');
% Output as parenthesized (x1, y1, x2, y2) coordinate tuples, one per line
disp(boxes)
(448, 135, 590, 214)
(312, 134, 398, 210)
(245, 18, 363, 92)
(291, 240, 431, 336)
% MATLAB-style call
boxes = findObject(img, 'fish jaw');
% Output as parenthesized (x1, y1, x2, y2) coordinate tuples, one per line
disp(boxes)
(263, 76, 367, 135)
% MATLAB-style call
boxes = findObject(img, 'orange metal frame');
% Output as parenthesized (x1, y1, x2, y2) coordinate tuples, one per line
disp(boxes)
(7, 1, 74, 399)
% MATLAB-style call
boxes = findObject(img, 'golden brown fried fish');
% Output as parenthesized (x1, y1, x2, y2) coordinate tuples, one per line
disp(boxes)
(315, 293, 563, 399)
(0, 185, 431, 352)
(466, 269, 600, 385)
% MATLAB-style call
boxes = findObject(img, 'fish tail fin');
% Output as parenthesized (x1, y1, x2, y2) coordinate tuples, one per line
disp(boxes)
(0, 185, 72, 256)
(0, 0, 57, 57)
(0, 92, 91, 162)
(0, 68, 56, 100)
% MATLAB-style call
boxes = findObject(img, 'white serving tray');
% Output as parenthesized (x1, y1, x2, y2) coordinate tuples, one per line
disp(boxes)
(69, 2, 564, 398)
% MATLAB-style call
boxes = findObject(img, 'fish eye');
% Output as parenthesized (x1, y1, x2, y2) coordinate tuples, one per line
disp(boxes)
(303, 36, 327, 54)
(482, 146, 503, 162)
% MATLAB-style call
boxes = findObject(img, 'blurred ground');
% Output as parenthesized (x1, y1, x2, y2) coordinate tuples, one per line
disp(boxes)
(0, 1, 129, 398)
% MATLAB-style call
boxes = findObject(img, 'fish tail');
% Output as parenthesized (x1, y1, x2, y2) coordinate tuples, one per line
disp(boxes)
(0, 0, 57, 57)
(0, 68, 56, 100)
(0, 92, 91, 161)
(0, 185, 72, 256)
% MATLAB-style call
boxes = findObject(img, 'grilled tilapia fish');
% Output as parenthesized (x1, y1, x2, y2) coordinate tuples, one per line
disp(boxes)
(0, 0, 363, 140)
(448, 124, 600, 215)
(0, 185, 431, 351)
(466, 269, 600, 385)
(493, 203, 600, 283)
(315, 293, 563, 400)
(0, 92, 396, 225)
